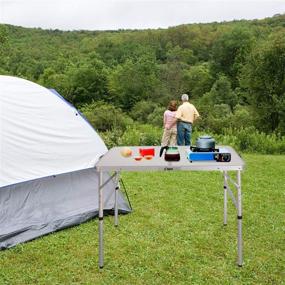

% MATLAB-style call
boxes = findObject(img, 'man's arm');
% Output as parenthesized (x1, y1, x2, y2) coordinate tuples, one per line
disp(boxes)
(175, 107, 182, 120)
(193, 106, 200, 122)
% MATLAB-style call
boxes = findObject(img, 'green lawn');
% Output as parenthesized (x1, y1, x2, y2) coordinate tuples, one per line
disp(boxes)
(0, 154, 284, 285)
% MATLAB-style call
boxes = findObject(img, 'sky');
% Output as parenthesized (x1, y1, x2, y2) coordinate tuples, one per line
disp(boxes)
(0, 0, 285, 31)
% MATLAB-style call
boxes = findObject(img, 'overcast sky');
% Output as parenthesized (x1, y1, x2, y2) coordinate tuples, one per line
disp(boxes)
(0, 0, 285, 31)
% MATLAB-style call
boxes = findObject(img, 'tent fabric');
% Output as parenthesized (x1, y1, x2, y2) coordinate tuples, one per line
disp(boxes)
(0, 169, 130, 249)
(0, 75, 107, 187)
(0, 76, 131, 249)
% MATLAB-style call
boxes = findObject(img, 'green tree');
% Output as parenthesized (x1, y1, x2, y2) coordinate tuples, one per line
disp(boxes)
(240, 32, 285, 133)
(39, 67, 71, 97)
(157, 62, 188, 102)
(65, 56, 109, 106)
(108, 56, 159, 110)
(211, 26, 254, 86)
(166, 45, 197, 65)
(206, 74, 238, 110)
(183, 63, 214, 98)
(0, 25, 8, 56)
(0, 25, 9, 73)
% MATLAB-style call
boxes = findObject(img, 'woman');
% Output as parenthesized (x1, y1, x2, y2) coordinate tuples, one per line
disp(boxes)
(161, 100, 177, 146)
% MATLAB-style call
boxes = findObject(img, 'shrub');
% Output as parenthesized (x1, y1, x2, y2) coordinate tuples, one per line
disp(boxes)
(98, 128, 124, 149)
(195, 103, 255, 134)
(98, 123, 162, 149)
(80, 101, 133, 131)
(121, 124, 162, 146)
(192, 127, 285, 154)
(129, 100, 161, 123)
(215, 127, 285, 154)
(147, 106, 165, 127)
(229, 105, 254, 129)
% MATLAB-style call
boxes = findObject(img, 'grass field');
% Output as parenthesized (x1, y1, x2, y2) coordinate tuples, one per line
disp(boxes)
(0, 154, 284, 285)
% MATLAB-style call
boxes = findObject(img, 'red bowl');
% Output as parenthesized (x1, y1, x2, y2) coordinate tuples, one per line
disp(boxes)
(134, 156, 143, 161)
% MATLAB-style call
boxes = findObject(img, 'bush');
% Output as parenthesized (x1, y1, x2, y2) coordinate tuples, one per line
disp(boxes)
(230, 105, 254, 129)
(80, 101, 133, 131)
(195, 103, 256, 134)
(100, 124, 285, 154)
(129, 100, 161, 123)
(215, 127, 285, 154)
(85, 102, 285, 154)
(121, 124, 162, 146)
(98, 123, 162, 149)
(192, 126, 285, 154)
(195, 104, 233, 134)
(147, 106, 165, 127)
(98, 128, 124, 149)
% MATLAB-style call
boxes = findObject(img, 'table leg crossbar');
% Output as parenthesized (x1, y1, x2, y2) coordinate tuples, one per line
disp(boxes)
(113, 172, 120, 227)
(99, 172, 117, 191)
(226, 185, 238, 209)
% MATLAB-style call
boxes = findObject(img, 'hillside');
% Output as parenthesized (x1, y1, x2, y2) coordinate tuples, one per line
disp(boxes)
(0, 15, 285, 149)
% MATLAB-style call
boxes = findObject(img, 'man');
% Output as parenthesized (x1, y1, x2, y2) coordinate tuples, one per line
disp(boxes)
(175, 94, 200, 145)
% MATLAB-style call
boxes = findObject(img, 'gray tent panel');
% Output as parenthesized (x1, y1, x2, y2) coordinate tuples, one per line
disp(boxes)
(0, 168, 131, 249)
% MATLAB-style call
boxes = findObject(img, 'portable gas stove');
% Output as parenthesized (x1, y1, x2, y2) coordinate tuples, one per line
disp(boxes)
(187, 146, 231, 162)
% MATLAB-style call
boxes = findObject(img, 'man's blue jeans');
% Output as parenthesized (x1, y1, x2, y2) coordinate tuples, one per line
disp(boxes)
(177, 121, 192, 146)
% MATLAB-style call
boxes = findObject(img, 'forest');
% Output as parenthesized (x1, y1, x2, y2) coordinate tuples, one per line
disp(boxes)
(0, 14, 285, 153)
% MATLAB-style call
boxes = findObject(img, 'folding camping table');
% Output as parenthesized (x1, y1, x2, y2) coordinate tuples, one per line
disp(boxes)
(95, 146, 245, 268)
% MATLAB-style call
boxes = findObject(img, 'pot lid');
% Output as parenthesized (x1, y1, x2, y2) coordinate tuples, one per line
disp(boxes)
(198, 135, 212, 139)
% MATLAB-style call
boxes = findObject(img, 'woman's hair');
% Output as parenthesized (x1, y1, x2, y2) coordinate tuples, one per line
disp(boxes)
(168, 100, 177, 111)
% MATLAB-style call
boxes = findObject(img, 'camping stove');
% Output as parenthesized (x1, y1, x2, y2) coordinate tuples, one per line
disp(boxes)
(187, 146, 231, 162)
(190, 146, 219, 152)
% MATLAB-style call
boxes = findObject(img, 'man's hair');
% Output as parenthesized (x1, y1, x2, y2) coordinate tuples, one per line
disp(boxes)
(181, 94, 189, 101)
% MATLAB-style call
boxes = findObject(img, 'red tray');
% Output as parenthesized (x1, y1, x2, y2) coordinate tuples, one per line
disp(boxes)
(139, 148, 155, 157)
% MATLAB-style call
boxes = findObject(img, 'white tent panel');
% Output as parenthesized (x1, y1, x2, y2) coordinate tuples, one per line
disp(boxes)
(0, 75, 131, 249)
(0, 75, 107, 187)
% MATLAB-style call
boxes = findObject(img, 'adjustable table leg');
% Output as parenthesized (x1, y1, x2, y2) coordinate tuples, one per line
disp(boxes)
(237, 170, 243, 267)
(98, 171, 104, 269)
(223, 171, 228, 226)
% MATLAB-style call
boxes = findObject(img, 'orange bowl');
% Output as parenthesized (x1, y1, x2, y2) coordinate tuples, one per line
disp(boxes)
(144, 155, 153, 160)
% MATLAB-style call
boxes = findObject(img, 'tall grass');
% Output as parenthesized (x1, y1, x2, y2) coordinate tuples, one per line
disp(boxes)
(100, 125, 285, 154)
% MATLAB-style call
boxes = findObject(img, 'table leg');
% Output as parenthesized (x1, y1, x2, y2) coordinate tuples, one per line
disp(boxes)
(98, 171, 104, 269)
(223, 171, 228, 226)
(237, 170, 243, 267)
(114, 171, 119, 227)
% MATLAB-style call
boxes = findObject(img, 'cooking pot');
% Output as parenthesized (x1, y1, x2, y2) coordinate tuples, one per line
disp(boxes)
(195, 135, 215, 150)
